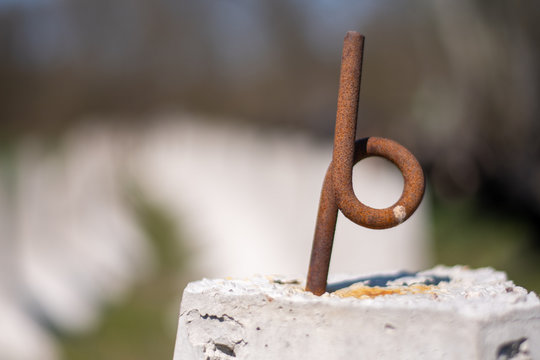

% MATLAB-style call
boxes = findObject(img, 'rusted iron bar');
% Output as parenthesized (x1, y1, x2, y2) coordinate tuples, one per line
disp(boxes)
(306, 32, 425, 296)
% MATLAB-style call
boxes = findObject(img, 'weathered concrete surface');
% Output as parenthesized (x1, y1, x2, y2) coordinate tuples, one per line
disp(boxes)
(174, 266, 540, 360)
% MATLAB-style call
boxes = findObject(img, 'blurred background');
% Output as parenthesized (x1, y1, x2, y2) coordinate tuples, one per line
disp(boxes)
(1, 0, 540, 359)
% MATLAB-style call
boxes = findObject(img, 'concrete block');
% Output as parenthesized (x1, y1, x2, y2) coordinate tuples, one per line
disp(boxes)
(173, 266, 540, 360)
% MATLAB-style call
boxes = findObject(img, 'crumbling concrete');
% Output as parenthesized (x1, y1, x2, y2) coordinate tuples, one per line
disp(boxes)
(174, 266, 540, 359)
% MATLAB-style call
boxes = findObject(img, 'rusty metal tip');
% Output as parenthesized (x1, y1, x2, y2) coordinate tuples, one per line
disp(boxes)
(345, 31, 364, 40)
(306, 32, 425, 296)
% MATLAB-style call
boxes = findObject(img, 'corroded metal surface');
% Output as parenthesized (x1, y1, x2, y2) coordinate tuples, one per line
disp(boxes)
(306, 32, 425, 296)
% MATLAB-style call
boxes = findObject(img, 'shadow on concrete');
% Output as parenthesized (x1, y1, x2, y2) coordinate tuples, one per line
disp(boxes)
(327, 271, 451, 293)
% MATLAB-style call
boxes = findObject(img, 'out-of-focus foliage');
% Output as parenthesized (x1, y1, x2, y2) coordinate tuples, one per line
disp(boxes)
(431, 196, 540, 293)
(1, 1, 539, 227)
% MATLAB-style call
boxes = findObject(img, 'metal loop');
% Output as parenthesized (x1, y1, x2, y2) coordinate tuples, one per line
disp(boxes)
(305, 31, 425, 296)
(334, 136, 425, 229)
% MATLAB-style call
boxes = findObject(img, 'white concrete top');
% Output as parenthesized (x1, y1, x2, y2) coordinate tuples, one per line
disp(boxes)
(183, 265, 539, 319)
(176, 266, 540, 359)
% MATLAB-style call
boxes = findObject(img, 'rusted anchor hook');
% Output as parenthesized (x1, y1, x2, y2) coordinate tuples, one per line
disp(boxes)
(306, 32, 425, 296)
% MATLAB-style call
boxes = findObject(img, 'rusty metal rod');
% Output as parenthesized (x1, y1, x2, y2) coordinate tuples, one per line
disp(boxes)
(306, 32, 425, 296)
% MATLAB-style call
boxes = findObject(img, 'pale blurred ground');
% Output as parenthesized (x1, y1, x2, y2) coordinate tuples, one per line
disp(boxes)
(130, 115, 430, 277)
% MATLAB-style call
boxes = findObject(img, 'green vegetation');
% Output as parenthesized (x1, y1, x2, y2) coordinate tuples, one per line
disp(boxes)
(432, 197, 540, 293)
(59, 187, 191, 360)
